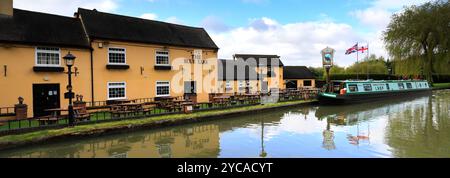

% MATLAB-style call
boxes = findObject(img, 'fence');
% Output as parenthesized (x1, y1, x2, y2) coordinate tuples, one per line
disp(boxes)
(0, 107, 15, 117)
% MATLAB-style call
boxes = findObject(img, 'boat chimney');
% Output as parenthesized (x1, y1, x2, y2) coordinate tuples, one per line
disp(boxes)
(0, 0, 13, 17)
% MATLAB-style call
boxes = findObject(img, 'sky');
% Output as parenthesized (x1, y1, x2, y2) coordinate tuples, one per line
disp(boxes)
(13, 0, 430, 67)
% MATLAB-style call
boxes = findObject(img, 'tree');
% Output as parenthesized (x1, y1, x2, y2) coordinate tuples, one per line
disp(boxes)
(383, 0, 450, 84)
(308, 67, 324, 79)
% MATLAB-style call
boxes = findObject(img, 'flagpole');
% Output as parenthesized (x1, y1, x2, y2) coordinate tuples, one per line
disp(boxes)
(367, 43, 370, 80)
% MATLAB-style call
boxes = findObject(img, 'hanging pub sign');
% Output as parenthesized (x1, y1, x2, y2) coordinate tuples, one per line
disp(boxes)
(321, 47, 335, 68)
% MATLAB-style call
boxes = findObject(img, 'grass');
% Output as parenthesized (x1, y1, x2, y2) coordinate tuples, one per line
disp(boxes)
(0, 100, 314, 146)
(433, 83, 450, 90)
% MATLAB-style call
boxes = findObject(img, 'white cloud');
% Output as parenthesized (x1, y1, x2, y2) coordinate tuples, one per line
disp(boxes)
(211, 17, 371, 67)
(201, 16, 230, 33)
(350, 8, 392, 30)
(14, 0, 119, 16)
(347, 0, 430, 62)
(140, 13, 158, 20)
(165, 16, 184, 24)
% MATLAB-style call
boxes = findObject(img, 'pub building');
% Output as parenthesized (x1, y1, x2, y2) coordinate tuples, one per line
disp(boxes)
(283, 66, 317, 89)
(218, 55, 285, 94)
(0, 0, 316, 120)
(0, 0, 219, 118)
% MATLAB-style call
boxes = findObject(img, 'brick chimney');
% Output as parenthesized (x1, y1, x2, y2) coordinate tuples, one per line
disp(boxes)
(0, 0, 13, 16)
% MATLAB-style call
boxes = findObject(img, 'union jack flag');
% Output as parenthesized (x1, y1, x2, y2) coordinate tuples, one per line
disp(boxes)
(345, 43, 358, 55)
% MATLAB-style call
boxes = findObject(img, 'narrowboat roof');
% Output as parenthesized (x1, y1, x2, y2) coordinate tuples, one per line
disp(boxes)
(331, 80, 429, 83)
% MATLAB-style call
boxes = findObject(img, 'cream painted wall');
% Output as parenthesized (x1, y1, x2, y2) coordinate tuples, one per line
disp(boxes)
(91, 40, 218, 103)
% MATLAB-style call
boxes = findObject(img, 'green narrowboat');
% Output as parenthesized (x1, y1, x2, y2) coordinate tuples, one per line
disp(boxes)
(318, 80, 432, 105)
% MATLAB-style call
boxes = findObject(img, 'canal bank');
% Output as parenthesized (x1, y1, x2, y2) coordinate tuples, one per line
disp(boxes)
(0, 100, 317, 151)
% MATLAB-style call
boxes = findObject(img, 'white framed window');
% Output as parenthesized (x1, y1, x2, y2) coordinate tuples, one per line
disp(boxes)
(35, 47, 61, 67)
(108, 82, 126, 100)
(156, 81, 170, 97)
(225, 81, 233, 91)
(194, 50, 202, 60)
(156, 51, 170, 66)
(108, 47, 126, 65)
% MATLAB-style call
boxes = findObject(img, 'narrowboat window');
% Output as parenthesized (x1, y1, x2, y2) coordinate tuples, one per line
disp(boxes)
(108, 48, 126, 65)
(386, 84, 390, 90)
(156, 51, 170, 66)
(363, 84, 372, 91)
(398, 83, 405, 90)
(108, 82, 126, 100)
(36, 47, 61, 66)
(156, 81, 171, 97)
(348, 85, 358, 92)
(406, 83, 413, 89)
(424, 83, 428, 87)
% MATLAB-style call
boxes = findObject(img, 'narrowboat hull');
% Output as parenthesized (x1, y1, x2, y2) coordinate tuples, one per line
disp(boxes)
(318, 89, 432, 105)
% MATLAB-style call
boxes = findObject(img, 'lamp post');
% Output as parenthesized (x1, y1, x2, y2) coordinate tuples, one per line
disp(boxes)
(64, 52, 76, 126)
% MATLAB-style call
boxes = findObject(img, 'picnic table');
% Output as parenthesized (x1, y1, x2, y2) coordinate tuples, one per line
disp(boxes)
(110, 103, 146, 118)
(213, 96, 231, 106)
(154, 97, 184, 112)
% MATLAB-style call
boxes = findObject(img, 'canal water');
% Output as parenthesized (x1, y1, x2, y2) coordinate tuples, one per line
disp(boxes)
(1, 90, 449, 158)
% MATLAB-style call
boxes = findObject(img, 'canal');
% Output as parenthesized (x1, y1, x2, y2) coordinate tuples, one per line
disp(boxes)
(1, 90, 449, 158)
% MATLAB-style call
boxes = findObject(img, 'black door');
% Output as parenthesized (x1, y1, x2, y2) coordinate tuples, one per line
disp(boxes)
(33, 84, 60, 117)
(286, 80, 298, 90)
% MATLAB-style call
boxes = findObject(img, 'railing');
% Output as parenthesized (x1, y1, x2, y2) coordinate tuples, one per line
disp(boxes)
(0, 107, 15, 117)
(0, 90, 318, 136)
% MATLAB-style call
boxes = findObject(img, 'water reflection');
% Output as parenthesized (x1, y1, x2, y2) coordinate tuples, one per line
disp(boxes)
(385, 91, 450, 158)
(5, 125, 220, 158)
(0, 90, 449, 158)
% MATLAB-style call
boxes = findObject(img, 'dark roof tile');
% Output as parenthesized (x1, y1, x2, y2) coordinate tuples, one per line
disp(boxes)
(233, 54, 284, 67)
(0, 9, 90, 48)
(283, 66, 316, 79)
(77, 8, 219, 50)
